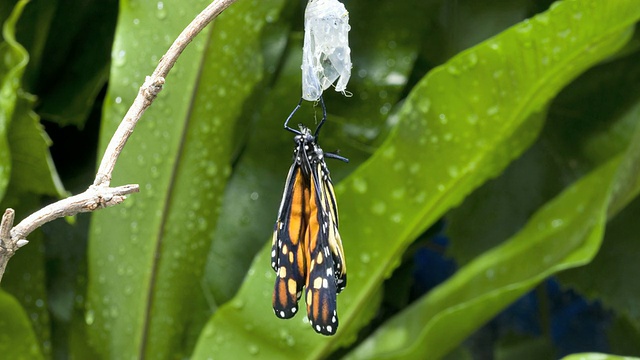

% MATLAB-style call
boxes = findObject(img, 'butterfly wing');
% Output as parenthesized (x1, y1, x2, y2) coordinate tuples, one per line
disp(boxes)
(272, 163, 308, 319)
(304, 162, 341, 335)
(320, 167, 347, 292)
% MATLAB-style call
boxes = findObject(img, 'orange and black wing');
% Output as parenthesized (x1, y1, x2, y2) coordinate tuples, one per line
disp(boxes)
(321, 170, 347, 292)
(304, 163, 341, 335)
(272, 163, 308, 319)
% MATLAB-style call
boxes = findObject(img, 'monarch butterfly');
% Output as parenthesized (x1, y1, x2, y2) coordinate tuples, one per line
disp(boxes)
(271, 97, 347, 336)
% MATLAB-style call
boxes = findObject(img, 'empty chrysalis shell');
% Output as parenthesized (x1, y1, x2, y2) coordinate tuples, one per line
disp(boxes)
(302, 0, 352, 101)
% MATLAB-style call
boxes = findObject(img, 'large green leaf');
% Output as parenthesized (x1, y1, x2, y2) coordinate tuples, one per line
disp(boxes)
(192, 0, 639, 358)
(448, 47, 640, 266)
(8, 92, 65, 197)
(608, 314, 640, 355)
(551, 57, 640, 338)
(2, 95, 63, 358)
(0, 2, 66, 358)
(1, 223, 50, 358)
(345, 135, 639, 359)
(0, 0, 29, 200)
(35, 0, 118, 127)
(85, 0, 289, 358)
(0, 289, 44, 359)
(557, 100, 640, 334)
(444, 47, 640, 355)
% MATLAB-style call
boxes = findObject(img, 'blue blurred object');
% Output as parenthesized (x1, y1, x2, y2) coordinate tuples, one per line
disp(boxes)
(412, 233, 456, 296)
(411, 231, 612, 357)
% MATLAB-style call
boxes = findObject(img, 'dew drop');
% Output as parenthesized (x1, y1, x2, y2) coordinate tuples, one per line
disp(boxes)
(486, 268, 495, 279)
(382, 146, 396, 159)
(489, 41, 502, 52)
(392, 188, 405, 199)
(390, 213, 402, 223)
(352, 177, 368, 194)
(517, 20, 532, 33)
(558, 29, 571, 38)
(113, 49, 126, 67)
(447, 64, 461, 75)
(232, 299, 245, 310)
(535, 13, 550, 25)
(156, 1, 167, 19)
(414, 191, 427, 204)
(466, 52, 478, 68)
(248, 344, 259, 355)
(418, 98, 431, 113)
(85, 309, 95, 325)
(205, 162, 218, 176)
(371, 201, 386, 215)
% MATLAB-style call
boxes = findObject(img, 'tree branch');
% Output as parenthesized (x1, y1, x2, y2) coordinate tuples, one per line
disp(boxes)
(94, 0, 238, 186)
(0, 0, 239, 283)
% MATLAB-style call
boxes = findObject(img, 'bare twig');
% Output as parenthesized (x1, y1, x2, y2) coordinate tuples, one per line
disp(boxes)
(0, 0, 239, 283)
(94, 0, 238, 187)
(11, 185, 139, 242)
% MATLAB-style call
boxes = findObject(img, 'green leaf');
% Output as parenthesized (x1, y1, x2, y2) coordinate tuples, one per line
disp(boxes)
(347, 156, 615, 359)
(193, 0, 640, 359)
(0, 289, 44, 360)
(0, 2, 63, 355)
(36, 0, 118, 127)
(0, 0, 30, 200)
(558, 123, 640, 331)
(8, 92, 65, 197)
(448, 48, 640, 266)
(346, 109, 640, 359)
(561, 354, 640, 360)
(1, 225, 50, 358)
(1, 197, 51, 358)
(85, 0, 289, 358)
(447, 113, 557, 265)
(496, 336, 556, 360)
(608, 314, 640, 355)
